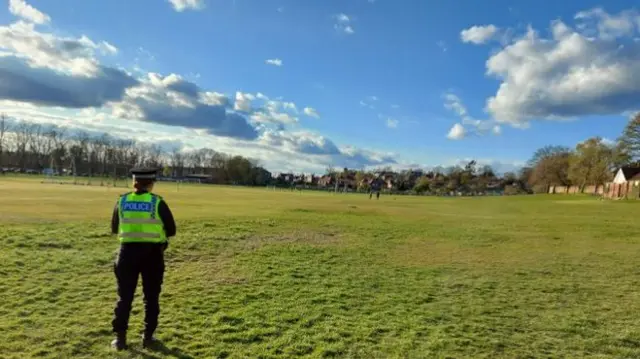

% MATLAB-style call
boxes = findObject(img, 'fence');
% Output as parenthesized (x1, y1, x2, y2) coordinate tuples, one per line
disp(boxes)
(602, 182, 640, 199)
(547, 185, 604, 195)
(549, 182, 640, 199)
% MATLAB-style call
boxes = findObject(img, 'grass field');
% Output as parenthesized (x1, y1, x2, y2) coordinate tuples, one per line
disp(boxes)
(2, 178, 640, 358)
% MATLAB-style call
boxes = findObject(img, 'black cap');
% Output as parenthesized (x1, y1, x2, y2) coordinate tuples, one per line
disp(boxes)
(130, 167, 159, 180)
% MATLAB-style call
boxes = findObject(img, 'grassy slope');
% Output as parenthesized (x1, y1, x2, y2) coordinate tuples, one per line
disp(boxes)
(2, 179, 640, 358)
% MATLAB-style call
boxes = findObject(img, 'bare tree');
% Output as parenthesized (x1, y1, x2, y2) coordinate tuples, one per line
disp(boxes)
(0, 114, 10, 168)
(325, 166, 336, 176)
(14, 122, 33, 170)
(210, 151, 228, 182)
(136, 144, 149, 167)
(121, 139, 138, 167)
(147, 144, 163, 168)
(198, 148, 215, 174)
(73, 131, 90, 174)
(46, 127, 68, 174)
(27, 124, 49, 170)
(185, 151, 201, 174)
(95, 134, 112, 176)
(112, 139, 136, 178)
(170, 148, 184, 177)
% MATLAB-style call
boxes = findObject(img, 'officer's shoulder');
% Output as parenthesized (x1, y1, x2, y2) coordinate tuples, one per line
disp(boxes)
(119, 191, 132, 198)
(151, 192, 165, 201)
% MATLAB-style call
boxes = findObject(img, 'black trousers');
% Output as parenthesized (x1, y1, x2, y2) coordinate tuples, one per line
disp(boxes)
(112, 243, 165, 335)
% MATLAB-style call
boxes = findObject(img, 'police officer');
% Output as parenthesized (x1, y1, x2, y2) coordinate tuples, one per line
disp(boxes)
(110, 167, 177, 350)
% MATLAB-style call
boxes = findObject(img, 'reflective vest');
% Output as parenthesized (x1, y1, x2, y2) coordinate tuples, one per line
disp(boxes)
(117, 192, 167, 243)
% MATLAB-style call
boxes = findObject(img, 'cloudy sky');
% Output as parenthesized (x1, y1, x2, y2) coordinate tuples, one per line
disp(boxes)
(0, 0, 638, 174)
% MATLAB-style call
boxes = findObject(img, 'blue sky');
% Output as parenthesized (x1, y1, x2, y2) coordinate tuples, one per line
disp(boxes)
(0, 0, 639, 174)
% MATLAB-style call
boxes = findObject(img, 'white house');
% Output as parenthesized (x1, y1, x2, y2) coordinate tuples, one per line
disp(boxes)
(612, 167, 640, 184)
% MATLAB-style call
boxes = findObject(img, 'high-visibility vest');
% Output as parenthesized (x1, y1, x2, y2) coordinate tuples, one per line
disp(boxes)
(117, 192, 167, 243)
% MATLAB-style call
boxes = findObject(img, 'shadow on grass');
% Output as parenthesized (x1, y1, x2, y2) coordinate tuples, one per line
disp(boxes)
(130, 340, 195, 359)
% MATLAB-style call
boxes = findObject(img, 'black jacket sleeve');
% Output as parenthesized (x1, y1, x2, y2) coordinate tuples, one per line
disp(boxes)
(111, 203, 119, 234)
(158, 199, 177, 238)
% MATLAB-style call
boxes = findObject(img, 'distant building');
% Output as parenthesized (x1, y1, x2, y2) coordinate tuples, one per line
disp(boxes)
(184, 174, 214, 184)
(277, 173, 294, 183)
(317, 175, 333, 188)
(612, 166, 640, 185)
(603, 166, 640, 199)
(304, 174, 318, 185)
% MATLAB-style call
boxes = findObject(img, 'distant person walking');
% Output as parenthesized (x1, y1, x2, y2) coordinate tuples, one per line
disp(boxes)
(369, 178, 381, 200)
(110, 167, 177, 351)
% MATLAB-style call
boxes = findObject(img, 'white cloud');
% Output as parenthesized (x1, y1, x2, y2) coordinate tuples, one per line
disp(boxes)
(477, 8, 640, 126)
(230, 94, 304, 126)
(282, 102, 297, 112)
(0, 21, 136, 108)
(461, 117, 500, 132)
(234, 91, 255, 112)
(253, 129, 398, 171)
(250, 109, 298, 126)
(137, 47, 156, 62)
(265, 58, 283, 66)
(334, 13, 355, 34)
(101, 41, 118, 55)
(245, 97, 303, 126)
(0, 21, 105, 77)
(199, 91, 228, 106)
(460, 25, 499, 44)
(109, 73, 258, 140)
(250, 92, 298, 113)
(574, 7, 638, 39)
(443, 93, 467, 117)
(0, 21, 118, 81)
(359, 96, 378, 110)
(259, 129, 339, 155)
(8, 0, 50, 25)
(303, 107, 320, 118)
(386, 118, 398, 128)
(336, 14, 350, 23)
(447, 123, 465, 140)
(168, 0, 205, 12)
(443, 92, 500, 139)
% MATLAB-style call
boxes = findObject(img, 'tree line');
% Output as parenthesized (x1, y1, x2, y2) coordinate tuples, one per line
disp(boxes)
(2, 112, 639, 194)
(0, 115, 272, 186)
(318, 160, 530, 196)
(318, 113, 640, 195)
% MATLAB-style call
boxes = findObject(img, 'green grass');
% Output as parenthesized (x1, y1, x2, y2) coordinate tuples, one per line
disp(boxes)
(2, 179, 640, 358)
